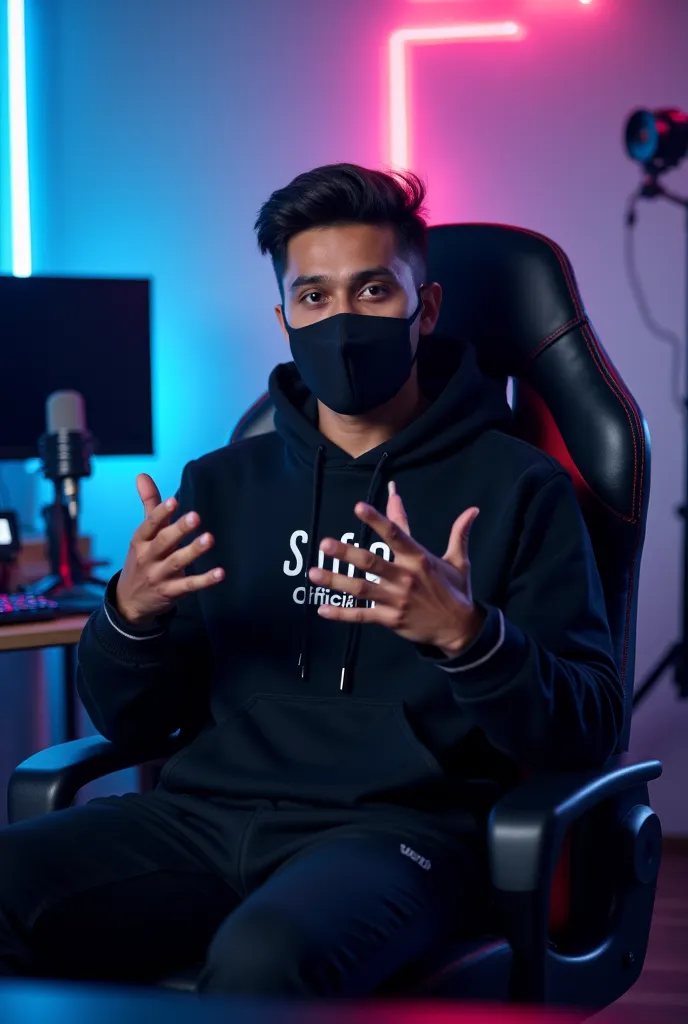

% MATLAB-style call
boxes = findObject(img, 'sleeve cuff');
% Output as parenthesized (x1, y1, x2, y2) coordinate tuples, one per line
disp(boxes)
(417, 604, 529, 699)
(102, 572, 173, 640)
(436, 606, 506, 673)
(89, 572, 175, 665)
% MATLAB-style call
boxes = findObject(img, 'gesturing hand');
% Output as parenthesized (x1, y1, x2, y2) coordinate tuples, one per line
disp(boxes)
(309, 484, 484, 658)
(115, 474, 225, 628)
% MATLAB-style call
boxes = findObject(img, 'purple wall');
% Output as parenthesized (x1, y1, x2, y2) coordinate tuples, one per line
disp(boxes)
(2, 0, 687, 831)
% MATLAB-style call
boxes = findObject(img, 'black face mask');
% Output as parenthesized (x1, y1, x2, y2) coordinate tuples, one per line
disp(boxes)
(282, 294, 424, 415)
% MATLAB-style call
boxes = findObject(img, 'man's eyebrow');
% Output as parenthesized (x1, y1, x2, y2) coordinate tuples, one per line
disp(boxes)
(289, 267, 398, 293)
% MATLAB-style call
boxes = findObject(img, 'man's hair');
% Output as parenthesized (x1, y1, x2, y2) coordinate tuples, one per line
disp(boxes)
(254, 163, 428, 296)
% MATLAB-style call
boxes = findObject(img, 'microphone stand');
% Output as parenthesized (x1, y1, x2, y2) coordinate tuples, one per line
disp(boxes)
(633, 177, 688, 707)
(24, 430, 107, 614)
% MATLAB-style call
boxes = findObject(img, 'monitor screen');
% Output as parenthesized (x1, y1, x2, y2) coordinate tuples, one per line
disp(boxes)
(0, 275, 153, 460)
(0, 518, 12, 546)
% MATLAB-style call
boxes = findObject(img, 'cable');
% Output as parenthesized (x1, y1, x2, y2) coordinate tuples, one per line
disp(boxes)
(624, 189, 684, 414)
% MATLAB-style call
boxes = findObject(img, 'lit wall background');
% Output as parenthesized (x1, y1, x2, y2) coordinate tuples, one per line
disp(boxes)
(1, 0, 687, 831)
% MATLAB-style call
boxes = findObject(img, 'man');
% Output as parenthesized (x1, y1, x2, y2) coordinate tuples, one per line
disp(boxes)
(0, 164, 623, 994)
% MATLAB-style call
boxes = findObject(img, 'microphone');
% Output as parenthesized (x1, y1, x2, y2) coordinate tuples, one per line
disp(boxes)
(39, 390, 94, 522)
(24, 390, 105, 609)
(46, 390, 87, 434)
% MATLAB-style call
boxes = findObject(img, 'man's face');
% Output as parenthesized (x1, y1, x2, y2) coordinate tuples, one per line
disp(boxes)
(275, 223, 441, 346)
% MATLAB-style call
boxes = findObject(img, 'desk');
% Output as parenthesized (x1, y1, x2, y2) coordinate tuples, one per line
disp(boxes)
(1, 534, 98, 744)
(0, 616, 89, 741)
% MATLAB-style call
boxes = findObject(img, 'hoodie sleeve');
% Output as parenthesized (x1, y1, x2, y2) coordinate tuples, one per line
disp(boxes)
(76, 460, 213, 746)
(422, 469, 625, 771)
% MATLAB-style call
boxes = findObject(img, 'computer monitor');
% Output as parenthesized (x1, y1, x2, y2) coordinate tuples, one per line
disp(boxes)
(0, 275, 153, 460)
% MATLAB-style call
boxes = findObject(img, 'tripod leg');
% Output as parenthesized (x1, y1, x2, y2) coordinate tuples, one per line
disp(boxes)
(633, 645, 678, 707)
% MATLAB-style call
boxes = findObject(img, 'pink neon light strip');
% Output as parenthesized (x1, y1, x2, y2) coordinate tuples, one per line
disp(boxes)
(389, 21, 525, 170)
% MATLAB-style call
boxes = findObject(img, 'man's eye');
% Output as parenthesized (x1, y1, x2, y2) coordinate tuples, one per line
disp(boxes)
(361, 285, 389, 299)
(301, 291, 324, 305)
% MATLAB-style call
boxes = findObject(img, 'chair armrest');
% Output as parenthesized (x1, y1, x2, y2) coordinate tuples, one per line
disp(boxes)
(489, 757, 663, 892)
(488, 758, 663, 1006)
(7, 734, 184, 823)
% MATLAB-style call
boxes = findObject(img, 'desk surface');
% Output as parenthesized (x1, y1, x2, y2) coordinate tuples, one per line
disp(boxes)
(0, 615, 89, 653)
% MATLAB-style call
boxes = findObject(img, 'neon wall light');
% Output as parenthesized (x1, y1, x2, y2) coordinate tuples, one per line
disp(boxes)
(7, 0, 31, 276)
(389, 21, 525, 170)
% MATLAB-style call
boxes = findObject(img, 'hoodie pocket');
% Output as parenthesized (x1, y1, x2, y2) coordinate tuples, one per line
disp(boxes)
(160, 694, 445, 806)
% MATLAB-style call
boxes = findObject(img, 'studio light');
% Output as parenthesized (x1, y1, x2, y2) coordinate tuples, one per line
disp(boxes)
(624, 107, 688, 708)
(624, 109, 688, 178)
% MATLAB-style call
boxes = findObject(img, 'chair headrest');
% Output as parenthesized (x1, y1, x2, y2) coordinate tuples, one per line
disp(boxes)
(428, 223, 588, 377)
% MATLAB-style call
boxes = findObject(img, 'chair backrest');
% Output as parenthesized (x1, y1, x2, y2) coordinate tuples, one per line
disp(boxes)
(231, 224, 651, 749)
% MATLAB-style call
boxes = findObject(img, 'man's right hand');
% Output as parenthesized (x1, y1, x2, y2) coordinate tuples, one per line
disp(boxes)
(115, 473, 225, 628)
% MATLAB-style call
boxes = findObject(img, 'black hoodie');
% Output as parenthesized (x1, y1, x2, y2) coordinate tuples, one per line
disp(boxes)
(77, 337, 624, 834)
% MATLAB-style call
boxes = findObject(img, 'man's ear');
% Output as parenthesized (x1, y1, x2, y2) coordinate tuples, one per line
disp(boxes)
(275, 304, 289, 342)
(419, 282, 442, 336)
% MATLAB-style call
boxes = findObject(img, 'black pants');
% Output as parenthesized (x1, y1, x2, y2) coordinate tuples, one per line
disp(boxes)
(0, 791, 485, 996)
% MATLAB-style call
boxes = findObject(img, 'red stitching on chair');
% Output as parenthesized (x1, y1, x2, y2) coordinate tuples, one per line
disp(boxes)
(451, 222, 586, 321)
(527, 315, 586, 363)
(589, 331, 647, 520)
(579, 323, 639, 521)
(518, 387, 636, 525)
(512, 227, 585, 321)
(484, 221, 648, 697)
(584, 329, 647, 689)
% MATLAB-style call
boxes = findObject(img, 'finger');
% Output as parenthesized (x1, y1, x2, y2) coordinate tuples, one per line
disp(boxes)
(149, 532, 215, 582)
(386, 481, 410, 535)
(316, 602, 399, 626)
(136, 494, 178, 542)
(308, 566, 396, 604)
(353, 502, 421, 559)
(161, 567, 225, 598)
(319, 537, 400, 581)
(137, 474, 163, 517)
(444, 507, 480, 565)
(149, 510, 203, 558)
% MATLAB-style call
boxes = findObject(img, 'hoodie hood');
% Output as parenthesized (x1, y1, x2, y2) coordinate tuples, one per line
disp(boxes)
(269, 334, 513, 691)
(269, 334, 513, 469)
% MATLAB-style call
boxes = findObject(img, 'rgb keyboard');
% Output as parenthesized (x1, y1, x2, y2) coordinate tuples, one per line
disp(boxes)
(0, 593, 60, 625)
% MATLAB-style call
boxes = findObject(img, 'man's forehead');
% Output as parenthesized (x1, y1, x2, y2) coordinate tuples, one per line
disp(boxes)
(285, 224, 403, 279)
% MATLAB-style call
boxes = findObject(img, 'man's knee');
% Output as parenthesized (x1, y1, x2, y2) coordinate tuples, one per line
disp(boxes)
(200, 903, 324, 996)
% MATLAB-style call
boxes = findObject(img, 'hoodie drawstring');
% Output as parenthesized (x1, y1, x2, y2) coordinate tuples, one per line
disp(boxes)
(298, 444, 326, 679)
(298, 448, 390, 691)
(339, 452, 389, 694)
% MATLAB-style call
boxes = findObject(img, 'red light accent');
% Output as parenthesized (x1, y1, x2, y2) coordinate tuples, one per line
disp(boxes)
(389, 22, 525, 170)
(56, 504, 73, 589)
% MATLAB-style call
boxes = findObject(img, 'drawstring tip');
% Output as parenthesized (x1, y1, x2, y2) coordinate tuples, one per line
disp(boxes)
(340, 668, 346, 691)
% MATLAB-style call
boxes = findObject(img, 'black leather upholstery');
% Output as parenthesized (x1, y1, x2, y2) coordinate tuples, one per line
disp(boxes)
(427, 225, 651, 750)
(231, 223, 651, 750)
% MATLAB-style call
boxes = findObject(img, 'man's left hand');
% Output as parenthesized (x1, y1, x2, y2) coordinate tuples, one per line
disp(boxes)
(309, 485, 485, 658)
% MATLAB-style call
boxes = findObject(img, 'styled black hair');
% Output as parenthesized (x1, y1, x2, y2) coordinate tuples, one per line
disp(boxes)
(254, 163, 428, 296)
